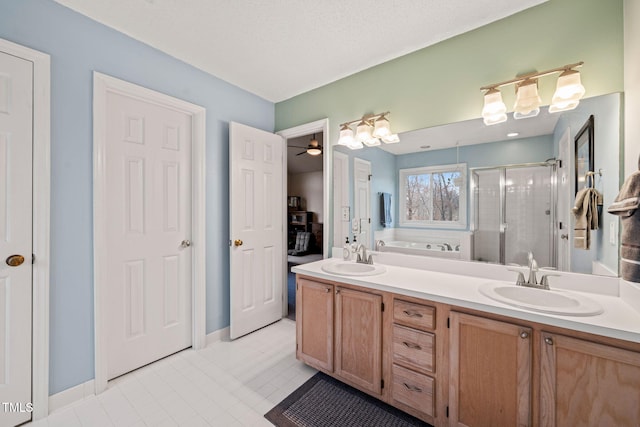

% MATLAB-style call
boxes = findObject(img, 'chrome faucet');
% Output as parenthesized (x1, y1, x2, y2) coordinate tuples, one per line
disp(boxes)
(355, 243, 373, 264)
(507, 252, 559, 290)
(442, 243, 453, 251)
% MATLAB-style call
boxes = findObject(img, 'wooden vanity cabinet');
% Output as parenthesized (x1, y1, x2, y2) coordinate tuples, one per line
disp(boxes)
(295, 274, 640, 427)
(335, 287, 383, 395)
(539, 332, 640, 427)
(296, 277, 334, 372)
(296, 277, 384, 395)
(449, 312, 532, 427)
(390, 298, 438, 421)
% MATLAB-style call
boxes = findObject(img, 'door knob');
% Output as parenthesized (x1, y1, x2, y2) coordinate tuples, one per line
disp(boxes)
(181, 240, 191, 248)
(6, 255, 25, 267)
(234, 239, 243, 247)
(560, 234, 569, 240)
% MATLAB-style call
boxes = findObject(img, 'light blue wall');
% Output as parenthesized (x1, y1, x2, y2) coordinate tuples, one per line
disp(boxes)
(334, 146, 396, 242)
(0, 0, 274, 394)
(552, 93, 622, 274)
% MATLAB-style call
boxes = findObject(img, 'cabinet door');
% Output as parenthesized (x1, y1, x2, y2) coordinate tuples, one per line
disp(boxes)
(296, 278, 334, 372)
(540, 333, 640, 427)
(335, 287, 383, 394)
(450, 312, 532, 427)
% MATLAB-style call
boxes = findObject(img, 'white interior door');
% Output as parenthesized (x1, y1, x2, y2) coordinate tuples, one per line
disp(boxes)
(104, 90, 193, 379)
(354, 158, 371, 248)
(0, 51, 33, 426)
(230, 122, 284, 339)
(557, 128, 571, 271)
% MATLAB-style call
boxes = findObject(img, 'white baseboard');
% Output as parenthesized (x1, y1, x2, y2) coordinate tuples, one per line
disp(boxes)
(206, 326, 230, 346)
(48, 379, 95, 414)
(47, 327, 230, 414)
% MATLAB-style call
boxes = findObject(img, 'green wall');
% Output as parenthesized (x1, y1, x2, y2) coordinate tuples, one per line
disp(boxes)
(275, 0, 623, 137)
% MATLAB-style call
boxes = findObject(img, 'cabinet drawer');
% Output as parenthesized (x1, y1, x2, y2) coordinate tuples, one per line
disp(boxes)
(391, 364, 434, 418)
(393, 299, 435, 330)
(392, 325, 435, 373)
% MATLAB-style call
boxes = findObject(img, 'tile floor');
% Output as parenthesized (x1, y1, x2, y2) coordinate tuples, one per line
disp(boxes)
(27, 319, 316, 427)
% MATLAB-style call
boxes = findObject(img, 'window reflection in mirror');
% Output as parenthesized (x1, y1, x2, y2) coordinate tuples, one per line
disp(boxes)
(332, 93, 622, 277)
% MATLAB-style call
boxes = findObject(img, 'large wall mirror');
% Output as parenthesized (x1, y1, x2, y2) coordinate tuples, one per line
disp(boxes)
(332, 93, 622, 277)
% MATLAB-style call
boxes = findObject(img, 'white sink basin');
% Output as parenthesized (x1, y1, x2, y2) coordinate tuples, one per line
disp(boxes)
(479, 282, 603, 316)
(321, 261, 387, 277)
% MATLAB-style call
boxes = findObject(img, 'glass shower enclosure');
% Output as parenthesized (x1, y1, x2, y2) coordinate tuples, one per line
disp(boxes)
(471, 161, 557, 268)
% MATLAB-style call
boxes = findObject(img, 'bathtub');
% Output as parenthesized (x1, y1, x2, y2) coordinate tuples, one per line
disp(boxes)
(377, 240, 461, 259)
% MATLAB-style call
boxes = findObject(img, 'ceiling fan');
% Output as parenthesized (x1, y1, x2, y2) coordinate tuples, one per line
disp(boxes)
(288, 134, 323, 156)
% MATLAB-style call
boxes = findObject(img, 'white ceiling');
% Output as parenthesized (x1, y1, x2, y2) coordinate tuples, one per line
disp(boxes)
(54, 0, 546, 102)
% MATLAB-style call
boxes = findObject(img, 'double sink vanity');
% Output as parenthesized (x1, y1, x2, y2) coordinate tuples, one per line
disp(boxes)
(292, 252, 640, 427)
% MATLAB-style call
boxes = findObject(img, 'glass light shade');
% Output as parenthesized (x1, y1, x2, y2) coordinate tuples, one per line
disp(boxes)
(347, 140, 364, 150)
(381, 134, 400, 144)
(307, 147, 322, 156)
(482, 88, 507, 126)
(363, 138, 381, 147)
(372, 116, 391, 138)
(513, 79, 541, 117)
(338, 125, 354, 146)
(549, 69, 585, 113)
(355, 120, 373, 142)
(513, 108, 540, 120)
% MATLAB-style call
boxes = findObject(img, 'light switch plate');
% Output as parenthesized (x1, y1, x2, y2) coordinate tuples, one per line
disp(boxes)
(609, 219, 617, 245)
(341, 206, 350, 221)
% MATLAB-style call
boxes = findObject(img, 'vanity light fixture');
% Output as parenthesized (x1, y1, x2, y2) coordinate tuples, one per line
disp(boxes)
(480, 61, 585, 126)
(337, 112, 399, 149)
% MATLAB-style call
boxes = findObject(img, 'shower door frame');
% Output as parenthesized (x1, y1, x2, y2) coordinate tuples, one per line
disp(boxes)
(470, 160, 558, 267)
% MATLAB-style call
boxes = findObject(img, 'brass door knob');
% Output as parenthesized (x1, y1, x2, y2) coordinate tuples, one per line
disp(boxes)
(6, 255, 25, 267)
(234, 239, 243, 247)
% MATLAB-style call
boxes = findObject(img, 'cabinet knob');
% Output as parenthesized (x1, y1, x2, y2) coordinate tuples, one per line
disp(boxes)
(325, 287, 331, 293)
(520, 331, 529, 339)
(544, 337, 554, 346)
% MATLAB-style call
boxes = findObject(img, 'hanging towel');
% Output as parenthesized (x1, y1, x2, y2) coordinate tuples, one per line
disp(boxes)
(572, 187, 602, 250)
(608, 170, 640, 283)
(380, 192, 392, 228)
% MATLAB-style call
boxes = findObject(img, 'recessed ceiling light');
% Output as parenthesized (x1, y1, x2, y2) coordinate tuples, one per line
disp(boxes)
(507, 132, 519, 137)
(420, 145, 431, 149)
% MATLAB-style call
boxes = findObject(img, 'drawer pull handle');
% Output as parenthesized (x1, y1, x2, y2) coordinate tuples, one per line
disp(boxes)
(402, 341, 422, 350)
(402, 310, 423, 318)
(403, 383, 422, 393)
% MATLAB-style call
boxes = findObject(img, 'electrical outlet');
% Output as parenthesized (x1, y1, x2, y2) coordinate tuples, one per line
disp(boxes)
(352, 219, 359, 234)
(341, 206, 350, 221)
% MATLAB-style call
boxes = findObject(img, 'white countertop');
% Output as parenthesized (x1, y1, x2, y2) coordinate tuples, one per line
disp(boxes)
(292, 257, 640, 344)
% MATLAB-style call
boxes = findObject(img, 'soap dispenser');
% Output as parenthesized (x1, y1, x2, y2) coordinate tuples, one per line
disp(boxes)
(343, 237, 351, 260)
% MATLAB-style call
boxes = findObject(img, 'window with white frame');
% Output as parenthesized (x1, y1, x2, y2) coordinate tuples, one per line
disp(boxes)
(399, 163, 467, 228)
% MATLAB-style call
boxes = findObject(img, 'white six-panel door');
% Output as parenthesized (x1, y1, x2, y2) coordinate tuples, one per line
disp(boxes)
(104, 90, 193, 379)
(229, 122, 284, 339)
(0, 51, 33, 426)
(354, 158, 371, 248)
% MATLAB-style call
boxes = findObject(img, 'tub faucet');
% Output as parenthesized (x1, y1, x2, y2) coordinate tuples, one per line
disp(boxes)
(356, 244, 373, 264)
